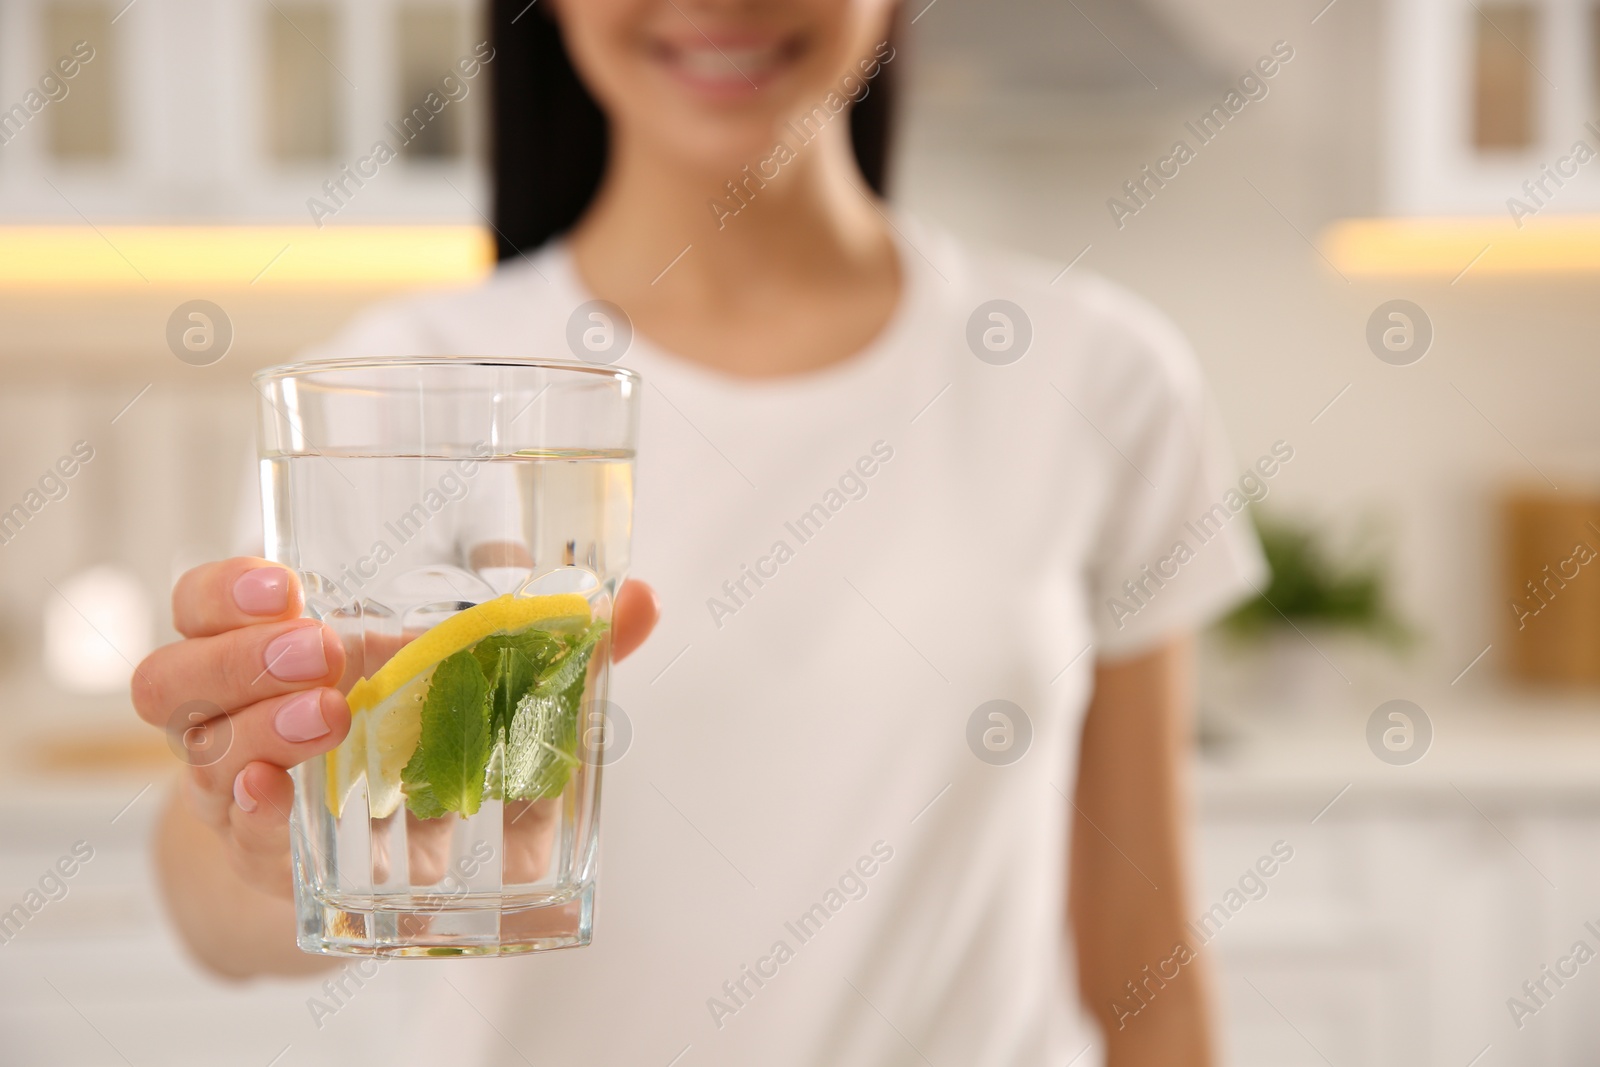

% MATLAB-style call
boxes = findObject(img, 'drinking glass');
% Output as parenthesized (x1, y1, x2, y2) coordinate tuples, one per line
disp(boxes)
(254, 357, 639, 957)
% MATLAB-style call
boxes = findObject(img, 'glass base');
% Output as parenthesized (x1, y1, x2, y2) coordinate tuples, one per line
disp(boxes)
(295, 883, 594, 958)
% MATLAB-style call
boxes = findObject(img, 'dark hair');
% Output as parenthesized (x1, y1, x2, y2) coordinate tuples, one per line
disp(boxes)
(490, 1, 898, 261)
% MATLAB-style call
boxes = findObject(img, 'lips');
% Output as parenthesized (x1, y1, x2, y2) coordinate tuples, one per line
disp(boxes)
(648, 33, 806, 94)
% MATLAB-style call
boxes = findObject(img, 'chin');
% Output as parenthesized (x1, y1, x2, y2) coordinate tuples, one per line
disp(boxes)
(642, 114, 800, 180)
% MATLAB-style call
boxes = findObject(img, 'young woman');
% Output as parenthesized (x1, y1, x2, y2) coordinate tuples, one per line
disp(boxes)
(136, 2, 1263, 1064)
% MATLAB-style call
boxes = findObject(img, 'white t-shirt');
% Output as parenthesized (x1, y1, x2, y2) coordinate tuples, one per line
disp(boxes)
(286, 217, 1265, 1066)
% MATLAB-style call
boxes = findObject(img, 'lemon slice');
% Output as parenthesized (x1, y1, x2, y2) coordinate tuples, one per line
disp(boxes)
(325, 593, 591, 818)
(364, 670, 433, 819)
(326, 707, 367, 818)
(346, 593, 590, 715)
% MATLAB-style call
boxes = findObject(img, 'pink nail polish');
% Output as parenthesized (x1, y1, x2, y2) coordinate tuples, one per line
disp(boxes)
(233, 567, 289, 615)
(233, 770, 258, 813)
(263, 627, 328, 682)
(275, 689, 330, 743)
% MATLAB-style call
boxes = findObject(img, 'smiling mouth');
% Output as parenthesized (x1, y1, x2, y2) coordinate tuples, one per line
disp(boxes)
(648, 34, 807, 92)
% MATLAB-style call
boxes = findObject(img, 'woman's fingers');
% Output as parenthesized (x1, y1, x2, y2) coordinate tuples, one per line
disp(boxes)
(504, 799, 559, 884)
(406, 811, 455, 885)
(182, 688, 350, 827)
(132, 620, 345, 731)
(172, 558, 304, 639)
(223, 762, 296, 892)
(612, 579, 659, 662)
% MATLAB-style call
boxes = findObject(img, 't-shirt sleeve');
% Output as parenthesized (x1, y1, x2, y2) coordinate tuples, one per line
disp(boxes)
(1082, 298, 1269, 660)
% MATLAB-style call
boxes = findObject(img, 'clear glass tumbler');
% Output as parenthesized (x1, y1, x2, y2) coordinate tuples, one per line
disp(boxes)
(254, 357, 639, 957)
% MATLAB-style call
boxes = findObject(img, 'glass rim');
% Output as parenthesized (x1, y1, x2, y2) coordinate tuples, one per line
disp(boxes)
(252, 355, 641, 388)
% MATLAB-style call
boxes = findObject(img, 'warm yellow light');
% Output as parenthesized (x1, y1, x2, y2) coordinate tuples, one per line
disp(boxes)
(0, 225, 495, 289)
(1322, 216, 1600, 276)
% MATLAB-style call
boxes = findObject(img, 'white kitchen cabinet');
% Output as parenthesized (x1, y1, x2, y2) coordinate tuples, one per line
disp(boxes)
(1197, 696, 1600, 1066)
(3, 691, 1598, 1065)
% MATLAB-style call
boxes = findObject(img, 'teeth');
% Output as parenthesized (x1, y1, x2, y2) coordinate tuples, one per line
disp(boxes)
(678, 46, 776, 78)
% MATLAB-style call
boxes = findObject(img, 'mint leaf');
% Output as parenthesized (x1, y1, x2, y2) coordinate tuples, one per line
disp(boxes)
(401, 771, 448, 820)
(504, 621, 608, 801)
(504, 692, 576, 800)
(474, 630, 564, 741)
(404, 620, 609, 815)
(408, 648, 490, 817)
(401, 727, 434, 816)
(478, 645, 532, 803)
(473, 629, 564, 689)
(531, 624, 606, 701)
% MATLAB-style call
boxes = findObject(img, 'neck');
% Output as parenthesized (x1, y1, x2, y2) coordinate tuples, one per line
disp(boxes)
(569, 120, 891, 298)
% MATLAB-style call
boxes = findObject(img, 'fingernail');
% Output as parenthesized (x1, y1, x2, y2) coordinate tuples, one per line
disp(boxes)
(275, 689, 330, 743)
(264, 626, 328, 682)
(233, 770, 258, 813)
(233, 567, 290, 616)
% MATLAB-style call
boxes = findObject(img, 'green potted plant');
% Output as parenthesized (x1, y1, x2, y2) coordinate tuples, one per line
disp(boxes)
(1214, 512, 1412, 713)
(1224, 514, 1411, 646)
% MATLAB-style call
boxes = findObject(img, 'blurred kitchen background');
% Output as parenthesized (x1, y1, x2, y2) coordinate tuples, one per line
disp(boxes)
(3, 0, 1600, 1063)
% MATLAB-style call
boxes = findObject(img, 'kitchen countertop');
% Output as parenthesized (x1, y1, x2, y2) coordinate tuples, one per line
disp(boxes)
(4, 683, 1599, 819)
(1197, 684, 1600, 815)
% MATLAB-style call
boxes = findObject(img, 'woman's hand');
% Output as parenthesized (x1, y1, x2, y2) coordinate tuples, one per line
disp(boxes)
(134, 558, 351, 893)
(136, 558, 659, 971)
